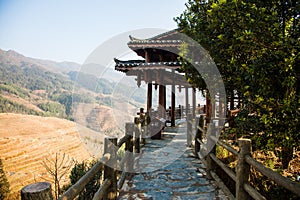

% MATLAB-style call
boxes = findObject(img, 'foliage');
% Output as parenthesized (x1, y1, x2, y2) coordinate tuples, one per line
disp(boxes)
(176, 0, 299, 168)
(0, 95, 42, 116)
(0, 83, 30, 98)
(0, 159, 10, 200)
(62, 160, 102, 200)
(0, 63, 73, 92)
(37, 102, 66, 118)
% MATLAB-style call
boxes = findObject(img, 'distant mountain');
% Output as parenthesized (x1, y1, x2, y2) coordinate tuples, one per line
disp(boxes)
(0, 49, 80, 73)
(0, 49, 146, 133)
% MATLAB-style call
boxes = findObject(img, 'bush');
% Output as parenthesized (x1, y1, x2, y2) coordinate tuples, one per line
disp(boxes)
(62, 160, 102, 200)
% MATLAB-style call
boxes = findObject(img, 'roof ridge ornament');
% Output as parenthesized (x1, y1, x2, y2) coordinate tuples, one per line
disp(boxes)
(129, 35, 142, 41)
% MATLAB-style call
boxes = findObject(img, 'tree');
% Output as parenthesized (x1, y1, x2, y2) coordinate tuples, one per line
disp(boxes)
(0, 159, 10, 200)
(42, 152, 74, 200)
(175, 0, 299, 168)
(62, 160, 102, 200)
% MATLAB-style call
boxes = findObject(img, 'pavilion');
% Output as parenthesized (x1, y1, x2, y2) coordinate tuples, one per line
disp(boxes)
(114, 30, 204, 138)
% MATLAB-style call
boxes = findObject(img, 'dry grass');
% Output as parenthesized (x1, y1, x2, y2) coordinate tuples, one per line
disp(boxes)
(0, 113, 106, 199)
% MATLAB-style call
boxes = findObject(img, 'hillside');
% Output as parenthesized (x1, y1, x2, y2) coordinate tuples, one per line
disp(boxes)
(0, 113, 105, 199)
(0, 49, 146, 199)
(0, 49, 80, 73)
(0, 49, 145, 132)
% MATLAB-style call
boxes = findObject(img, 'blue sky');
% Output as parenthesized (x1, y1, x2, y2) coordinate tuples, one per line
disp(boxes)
(0, 0, 186, 63)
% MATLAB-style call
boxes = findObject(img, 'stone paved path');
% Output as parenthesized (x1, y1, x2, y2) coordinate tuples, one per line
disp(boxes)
(118, 123, 228, 200)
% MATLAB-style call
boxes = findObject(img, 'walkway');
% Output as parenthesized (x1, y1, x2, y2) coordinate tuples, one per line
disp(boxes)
(118, 122, 228, 200)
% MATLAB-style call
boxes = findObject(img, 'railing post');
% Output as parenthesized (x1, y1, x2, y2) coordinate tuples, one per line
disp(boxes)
(206, 123, 216, 180)
(21, 182, 53, 200)
(125, 123, 134, 173)
(236, 138, 252, 200)
(141, 125, 146, 145)
(194, 115, 204, 158)
(187, 113, 193, 147)
(134, 125, 140, 153)
(104, 137, 118, 200)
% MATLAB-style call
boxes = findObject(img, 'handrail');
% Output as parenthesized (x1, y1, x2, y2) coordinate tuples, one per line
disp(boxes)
(58, 122, 140, 200)
(243, 183, 266, 200)
(191, 114, 300, 199)
(21, 110, 147, 200)
(245, 155, 300, 197)
(209, 153, 236, 182)
(210, 135, 238, 156)
(117, 135, 130, 148)
(92, 179, 112, 200)
(58, 153, 111, 200)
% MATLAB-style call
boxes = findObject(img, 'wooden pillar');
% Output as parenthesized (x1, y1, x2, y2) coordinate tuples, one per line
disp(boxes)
(145, 50, 150, 62)
(211, 94, 215, 118)
(194, 115, 205, 158)
(185, 87, 189, 116)
(158, 84, 166, 118)
(21, 182, 52, 200)
(137, 72, 141, 87)
(187, 113, 193, 147)
(134, 125, 140, 153)
(230, 90, 234, 110)
(163, 85, 166, 112)
(206, 91, 211, 125)
(125, 123, 134, 173)
(171, 84, 175, 127)
(206, 123, 216, 180)
(192, 88, 196, 118)
(104, 137, 117, 200)
(236, 139, 252, 200)
(147, 83, 152, 112)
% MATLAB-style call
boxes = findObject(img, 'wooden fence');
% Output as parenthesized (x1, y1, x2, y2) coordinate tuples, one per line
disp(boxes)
(21, 122, 142, 200)
(187, 114, 300, 200)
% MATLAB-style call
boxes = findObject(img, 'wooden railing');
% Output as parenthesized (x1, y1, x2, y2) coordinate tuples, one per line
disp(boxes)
(188, 115, 300, 200)
(21, 122, 143, 200)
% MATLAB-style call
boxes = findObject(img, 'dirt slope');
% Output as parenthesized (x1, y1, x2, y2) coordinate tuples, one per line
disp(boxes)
(0, 113, 104, 199)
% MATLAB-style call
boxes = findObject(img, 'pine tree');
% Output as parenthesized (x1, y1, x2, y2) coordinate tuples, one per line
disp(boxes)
(0, 159, 10, 200)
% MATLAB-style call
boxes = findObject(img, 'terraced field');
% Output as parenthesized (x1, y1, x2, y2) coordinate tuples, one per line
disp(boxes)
(0, 113, 105, 199)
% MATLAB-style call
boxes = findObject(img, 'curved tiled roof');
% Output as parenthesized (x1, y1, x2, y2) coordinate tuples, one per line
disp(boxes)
(115, 61, 182, 72)
(128, 29, 183, 47)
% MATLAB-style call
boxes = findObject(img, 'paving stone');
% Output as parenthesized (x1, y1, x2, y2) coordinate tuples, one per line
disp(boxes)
(165, 180, 195, 188)
(148, 190, 173, 200)
(118, 125, 228, 200)
(173, 192, 216, 200)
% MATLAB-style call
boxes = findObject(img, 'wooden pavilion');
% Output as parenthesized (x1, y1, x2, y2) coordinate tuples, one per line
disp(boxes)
(114, 30, 200, 138)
